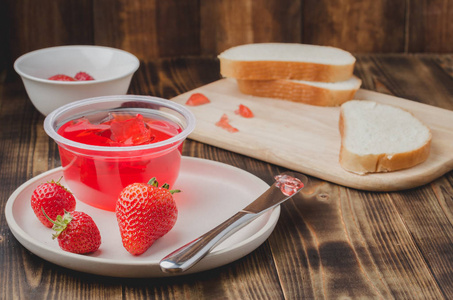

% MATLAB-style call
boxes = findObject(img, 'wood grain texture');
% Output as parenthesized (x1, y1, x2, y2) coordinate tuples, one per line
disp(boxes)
(93, 0, 161, 59)
(5, 0, 94, 63)
(408, 0, 453, 53)
(93, 0, 201, 59)
(271, 181, 444, 298)
(303, 0, 406, 53)
(200, 0, 301, 55)
(355, 54, 453, 110)
(2, 0, 453, 78)
(1, 55, 453, 299)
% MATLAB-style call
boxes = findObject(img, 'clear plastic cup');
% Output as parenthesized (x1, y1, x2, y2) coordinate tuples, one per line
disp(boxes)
(44, 95, 195, 211)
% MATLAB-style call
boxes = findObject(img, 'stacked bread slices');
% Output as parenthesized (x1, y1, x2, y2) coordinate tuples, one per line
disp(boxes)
(218, 43, 362, 106)
(218, 43, 432, 174)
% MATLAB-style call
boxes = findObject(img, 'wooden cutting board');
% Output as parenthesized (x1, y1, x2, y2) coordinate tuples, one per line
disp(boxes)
(170, 79, 453, 191)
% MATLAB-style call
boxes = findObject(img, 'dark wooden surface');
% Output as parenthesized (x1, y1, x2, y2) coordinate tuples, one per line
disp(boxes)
(2, 0, 453, 77)
(1, 54, 453, 299)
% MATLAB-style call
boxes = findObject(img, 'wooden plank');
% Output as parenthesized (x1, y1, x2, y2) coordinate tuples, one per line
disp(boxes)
(250, 0, 302, 43)
(200, 0, 254, 54)
(408, 0, 453, 53)
(0, 1, 10, 79)
(302, 0, 406, 52)
(94, 0, 200, 59)
(270, 180, 446, 298)
(356, 54, 453, 110)
(3, 0, 453, 77)
(340, 188, 444, 298)
(6, 0, 93, 59)
(391, 179, 453, 298)
(128, 57, 220, 97)
(92, 0, 128, 52)
(155, 1, 201, 57)
(200, 0, 301, 55)
(93, 0, 160, 59)
(432, 55, 453, 77)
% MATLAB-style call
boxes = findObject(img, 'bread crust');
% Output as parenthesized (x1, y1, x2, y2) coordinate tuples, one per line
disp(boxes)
(236, 78, 361, 106)
(338, 105, 432, 174)
(220, 59, 355, 82)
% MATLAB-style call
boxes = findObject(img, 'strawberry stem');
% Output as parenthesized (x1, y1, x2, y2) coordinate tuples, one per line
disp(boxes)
(47, 177, 73, 194)
(48, 176, 63, 184)
(162, 183, 181, 194)
(147, 178, 180, 194)
(41, 208, 72, 239)
(148, 177, 159, 187)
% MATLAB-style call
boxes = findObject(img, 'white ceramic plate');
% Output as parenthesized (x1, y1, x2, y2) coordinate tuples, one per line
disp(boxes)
(5, 157, 279, 278)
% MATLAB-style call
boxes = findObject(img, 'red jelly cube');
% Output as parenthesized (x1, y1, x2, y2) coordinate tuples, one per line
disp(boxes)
(235, 104, 254, 118)
(109, 114, 153, 146)
(58, 118, 113, 146)
(185, 93, 211, 106)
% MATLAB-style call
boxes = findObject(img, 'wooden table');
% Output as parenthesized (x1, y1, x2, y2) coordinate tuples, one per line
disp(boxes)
(1, 54, 452, 299)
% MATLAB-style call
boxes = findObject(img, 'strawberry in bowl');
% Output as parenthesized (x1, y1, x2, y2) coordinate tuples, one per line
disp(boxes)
(14, 45, 140, 115)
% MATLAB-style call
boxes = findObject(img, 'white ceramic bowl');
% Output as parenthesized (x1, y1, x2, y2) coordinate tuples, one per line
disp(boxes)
(14, 45, 140, 116)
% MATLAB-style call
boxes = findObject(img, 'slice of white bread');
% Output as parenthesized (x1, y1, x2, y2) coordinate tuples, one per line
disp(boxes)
(218, 43, 356, 82)
(339, 100, 432, 174)
(236, 76, 362, 106)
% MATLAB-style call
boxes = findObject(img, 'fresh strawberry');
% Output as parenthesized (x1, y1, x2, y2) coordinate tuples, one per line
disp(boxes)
(235, 104, 254, 118)
(31, 179, 76, 228)
(116, 178, 179, 255)
(74, 71, 94, 81)
(185, 93, 210, 106)
(215, 114, 239, 133)
(44, 210, 101, 254)
(48, 74, 76, 81)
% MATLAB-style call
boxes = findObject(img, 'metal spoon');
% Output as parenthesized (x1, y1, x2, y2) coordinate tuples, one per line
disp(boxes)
(160, 172, 307, 273)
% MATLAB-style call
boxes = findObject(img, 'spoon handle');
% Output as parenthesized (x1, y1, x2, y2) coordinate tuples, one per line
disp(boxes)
(160, 211, 256, 273)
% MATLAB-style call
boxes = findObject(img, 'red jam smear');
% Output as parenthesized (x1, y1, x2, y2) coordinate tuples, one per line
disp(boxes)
(57, 113, 183, 211)
(215, 114, 238, 133)
(274, 174, 304, 196)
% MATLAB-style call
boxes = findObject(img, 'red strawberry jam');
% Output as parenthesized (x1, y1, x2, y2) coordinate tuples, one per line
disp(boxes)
(57, 113, 183, 211)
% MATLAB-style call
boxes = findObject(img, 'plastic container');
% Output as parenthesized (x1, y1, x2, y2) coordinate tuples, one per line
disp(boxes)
(44, 95, 195, 211)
